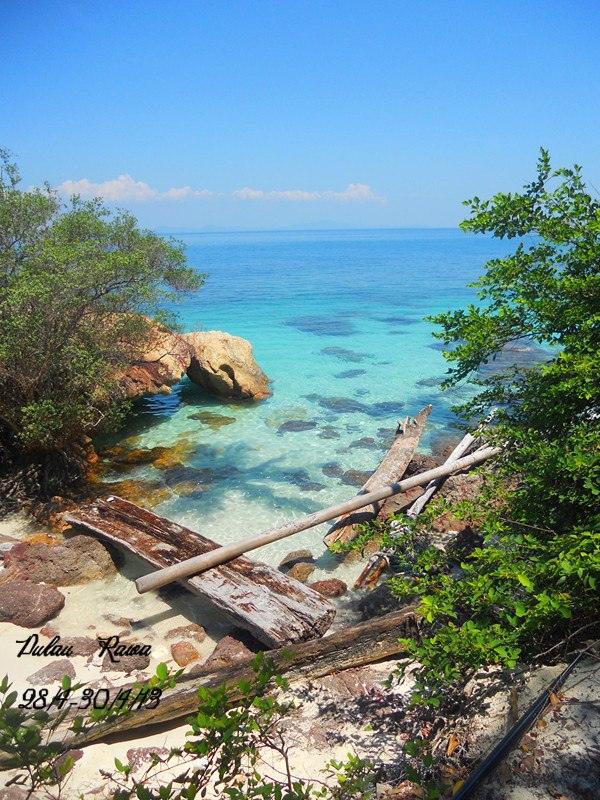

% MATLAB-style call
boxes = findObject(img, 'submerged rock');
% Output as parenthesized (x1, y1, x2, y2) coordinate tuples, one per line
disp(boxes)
(318, 396, 368, 414)
(286, 315, 356, 336)
(321, 346, 372, 363)
(379, 315, 418, 325)
(349, 437, 380, 449)
(100, 479, 171, 507)
(318, 426, 341, 440)
(334, 369, 367, 379)
(0, 580, 65, 627)
(281, 469, 325, 491)
(278, 420, 318, 433)
(341, 469, 374, 487)
(322, 462, 344, 478)
(188, 410, 237, 429)
(184, 331, 271, 400)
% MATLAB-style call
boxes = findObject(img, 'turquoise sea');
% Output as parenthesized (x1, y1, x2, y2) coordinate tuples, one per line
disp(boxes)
(100, 228, 513, 575)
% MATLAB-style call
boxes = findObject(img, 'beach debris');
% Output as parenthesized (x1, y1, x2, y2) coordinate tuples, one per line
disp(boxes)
(132, 442, 500, 595)
(48, 609, 419, 748)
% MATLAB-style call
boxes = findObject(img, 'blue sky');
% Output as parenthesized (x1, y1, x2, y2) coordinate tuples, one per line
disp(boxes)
(2, 0, 600, 230)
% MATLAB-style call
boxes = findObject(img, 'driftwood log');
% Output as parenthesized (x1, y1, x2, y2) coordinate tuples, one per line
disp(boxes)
(323, 405, 432, 548)
(49, 608, 419, 749)
(65, 498, 335, 649)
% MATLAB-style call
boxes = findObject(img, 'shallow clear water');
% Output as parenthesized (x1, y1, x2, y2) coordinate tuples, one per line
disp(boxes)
(100, 228, 512, 576)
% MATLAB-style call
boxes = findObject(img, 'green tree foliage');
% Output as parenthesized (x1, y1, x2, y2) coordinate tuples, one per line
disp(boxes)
(384, 151, 600, 702)
(0, 151, 203, 476)
(430, 148, 599, 533)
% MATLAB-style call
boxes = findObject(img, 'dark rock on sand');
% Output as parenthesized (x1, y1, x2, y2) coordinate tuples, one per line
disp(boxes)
(59, 636, 99, 657)
(308, 579, 348, 598)
(287, 562, 316, 583)
(0, 580, 65, 627)
(201, 636, 253, 670)
(5, 535, 117, 585)
(279, 549, 314, 570)
(171, 641, 201, 667)
(102, 647, 150, 674)
(166, 623, 206, 644)
(27, 658, 76, 686)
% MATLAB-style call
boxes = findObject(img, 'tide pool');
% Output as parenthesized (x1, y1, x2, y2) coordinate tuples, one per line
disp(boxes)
(97, 228, 513, 578)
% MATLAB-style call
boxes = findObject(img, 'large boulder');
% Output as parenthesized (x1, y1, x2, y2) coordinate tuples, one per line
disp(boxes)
(183, 331, 271, 400)
(117, 323, 193, 401)
(0, 580, 65, 627)
(5, 535, 117, 585)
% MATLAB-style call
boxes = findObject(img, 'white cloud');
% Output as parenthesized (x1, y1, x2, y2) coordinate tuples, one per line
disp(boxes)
(56, 174, 214, 202)
(232, 187, 266, 200)
(54, 175, 384, 205)
(232, 183, 385, 203)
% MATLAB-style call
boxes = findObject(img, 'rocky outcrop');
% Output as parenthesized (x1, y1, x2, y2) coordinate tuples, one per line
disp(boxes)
(116, 324, 271, 403)
(183, 331, 272, 400)
(117, 323, 193, 400)
(0, 580, 65, 627)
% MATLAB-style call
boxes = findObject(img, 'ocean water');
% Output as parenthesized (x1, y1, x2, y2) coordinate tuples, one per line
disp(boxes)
(98, 228, 513, 578)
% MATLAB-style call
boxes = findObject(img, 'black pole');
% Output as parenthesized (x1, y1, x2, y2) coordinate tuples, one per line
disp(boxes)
(451, 649, 590, 799)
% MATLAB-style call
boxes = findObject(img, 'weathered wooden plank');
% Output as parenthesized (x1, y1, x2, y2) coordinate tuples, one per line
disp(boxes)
(54, 608, 420, 748)
(65, 497, 335, 649)
(323, 404, 432, 548)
